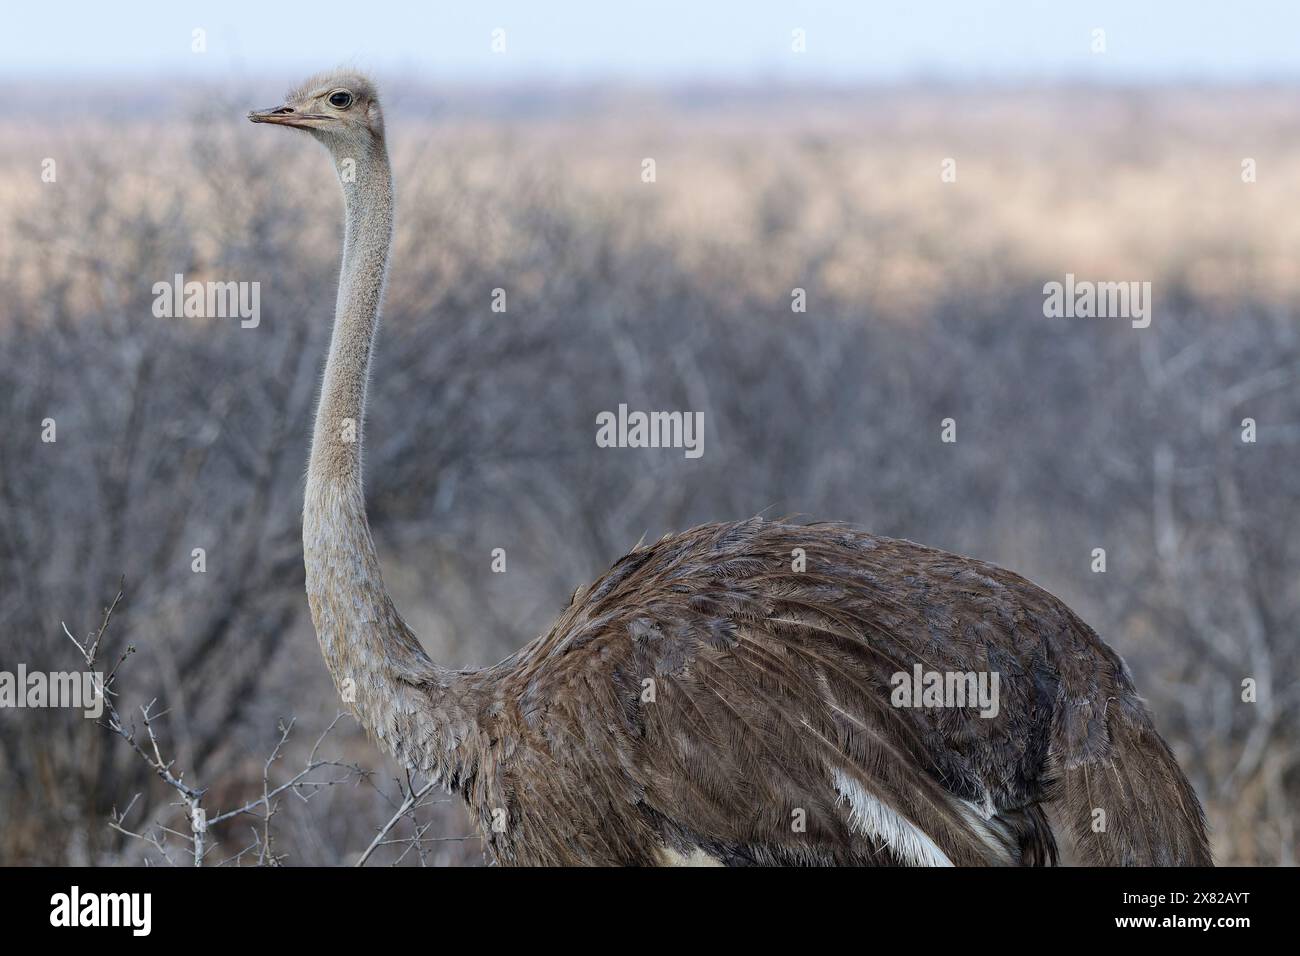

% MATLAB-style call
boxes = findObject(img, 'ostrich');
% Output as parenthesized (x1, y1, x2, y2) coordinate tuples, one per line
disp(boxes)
(249, 70, 1211, 867)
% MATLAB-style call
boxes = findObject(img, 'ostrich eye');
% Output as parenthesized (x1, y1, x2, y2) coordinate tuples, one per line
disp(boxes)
(328, 90, 353, 109)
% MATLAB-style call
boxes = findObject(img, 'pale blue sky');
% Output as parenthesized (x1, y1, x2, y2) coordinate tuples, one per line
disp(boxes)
(4, 0, 1298, 83)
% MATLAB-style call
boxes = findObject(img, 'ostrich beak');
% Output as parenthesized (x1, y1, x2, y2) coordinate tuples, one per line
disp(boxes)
(247, 105, 328, 129)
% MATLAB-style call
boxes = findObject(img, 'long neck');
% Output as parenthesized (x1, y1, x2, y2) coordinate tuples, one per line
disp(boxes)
(302, 142, 475, 786)
(309, 147, 393, 480)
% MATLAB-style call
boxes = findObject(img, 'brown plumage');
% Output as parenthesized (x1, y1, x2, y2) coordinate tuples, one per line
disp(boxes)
(251, 71, 1212, 867)
(439, 518, 1209, 865)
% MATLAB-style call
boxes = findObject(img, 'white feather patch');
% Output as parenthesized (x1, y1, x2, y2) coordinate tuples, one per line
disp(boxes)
(831, 768, 954, 867)
(656, 846, 724, 867)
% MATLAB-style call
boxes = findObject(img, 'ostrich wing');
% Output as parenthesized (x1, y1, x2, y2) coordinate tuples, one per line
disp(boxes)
(470, 518, 1089, 866)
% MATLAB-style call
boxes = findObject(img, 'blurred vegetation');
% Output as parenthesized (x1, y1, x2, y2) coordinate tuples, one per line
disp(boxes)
(0, 85, 1296, 864)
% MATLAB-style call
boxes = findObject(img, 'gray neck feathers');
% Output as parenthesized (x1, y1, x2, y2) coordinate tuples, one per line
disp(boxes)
(310, 146, 393, 482)
(302, 138, 478, 786)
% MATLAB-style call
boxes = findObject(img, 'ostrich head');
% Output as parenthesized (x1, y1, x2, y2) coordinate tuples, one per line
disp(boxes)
(248, 69, 385, 153)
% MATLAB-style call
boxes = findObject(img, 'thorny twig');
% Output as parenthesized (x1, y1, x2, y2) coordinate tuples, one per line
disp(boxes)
(355, 772, 464, 867)
(65, 588, 374, 866)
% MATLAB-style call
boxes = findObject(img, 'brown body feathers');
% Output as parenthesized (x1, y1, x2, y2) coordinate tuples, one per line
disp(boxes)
(435, 519, 1211, 866)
